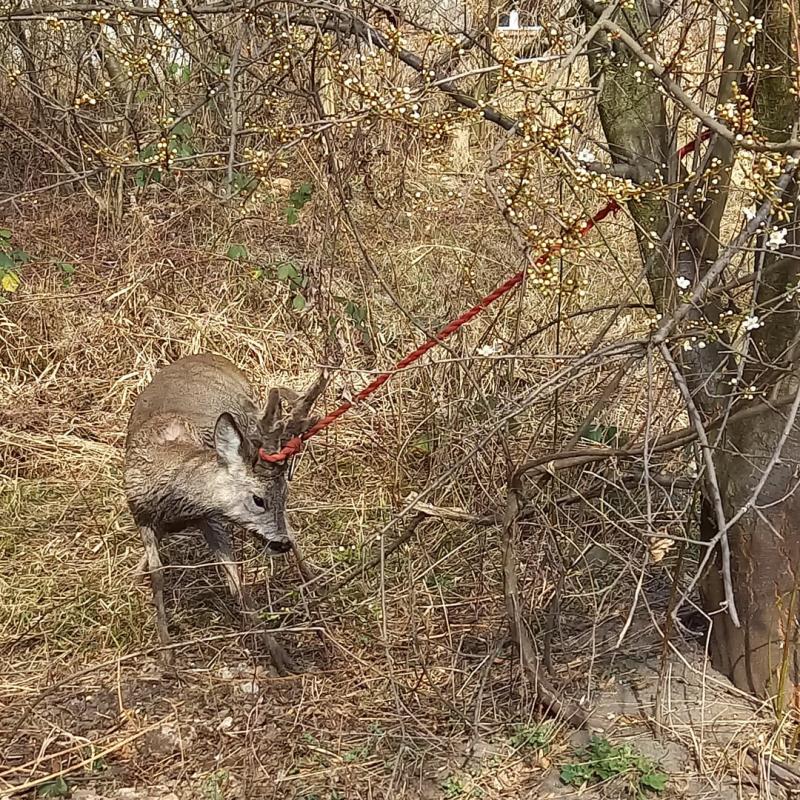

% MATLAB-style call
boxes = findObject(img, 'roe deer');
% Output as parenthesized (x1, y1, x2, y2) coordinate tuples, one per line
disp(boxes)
(123, 353, 327, 673)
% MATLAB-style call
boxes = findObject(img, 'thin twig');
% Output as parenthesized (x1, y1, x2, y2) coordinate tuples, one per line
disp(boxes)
(653, 161, 800, 345)
(502, 487, 589, 724)
(659, 341, 739, 627)
(600, 20, 800, 153)
(225, 36, 242, 199)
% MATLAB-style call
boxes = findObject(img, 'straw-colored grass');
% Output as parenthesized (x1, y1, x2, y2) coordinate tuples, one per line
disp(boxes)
(0, 123, 775, 800)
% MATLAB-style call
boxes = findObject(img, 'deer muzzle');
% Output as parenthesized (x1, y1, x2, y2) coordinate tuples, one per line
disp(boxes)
(251, 506, 293, 555)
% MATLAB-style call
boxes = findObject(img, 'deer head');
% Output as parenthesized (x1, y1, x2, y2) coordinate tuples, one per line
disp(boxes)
(249, 371, 330, 545)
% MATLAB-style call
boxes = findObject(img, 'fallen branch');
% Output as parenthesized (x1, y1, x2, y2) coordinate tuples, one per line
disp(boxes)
(0, 724, 162, 797)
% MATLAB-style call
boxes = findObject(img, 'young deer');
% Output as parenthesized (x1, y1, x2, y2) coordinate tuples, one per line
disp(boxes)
(123, 353, 327, 673)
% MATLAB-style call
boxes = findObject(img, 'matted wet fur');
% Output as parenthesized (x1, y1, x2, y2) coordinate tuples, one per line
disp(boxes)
(123, 353, 328, 673)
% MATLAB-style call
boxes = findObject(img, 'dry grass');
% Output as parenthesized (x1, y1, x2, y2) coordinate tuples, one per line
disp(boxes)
(0, 124, 780, 800)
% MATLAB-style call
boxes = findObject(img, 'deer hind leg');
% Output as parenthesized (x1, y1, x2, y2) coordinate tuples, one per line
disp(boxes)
(199, 520, 298, 676)
(139, 525, 172, 656)
(133, 551, 149, 581)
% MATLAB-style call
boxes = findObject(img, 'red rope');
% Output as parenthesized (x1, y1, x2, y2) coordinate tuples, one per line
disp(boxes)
(260, 131, 713, 463)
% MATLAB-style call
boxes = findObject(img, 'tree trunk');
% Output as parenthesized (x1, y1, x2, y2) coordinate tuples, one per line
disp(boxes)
(587, 0, 800, 705)
(701, 406, 800, 706)
(701, 0, 800, 704)
(582, 0, 672, 306)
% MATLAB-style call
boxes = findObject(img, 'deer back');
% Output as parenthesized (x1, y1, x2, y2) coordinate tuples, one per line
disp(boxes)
(126, 353, 261, 450)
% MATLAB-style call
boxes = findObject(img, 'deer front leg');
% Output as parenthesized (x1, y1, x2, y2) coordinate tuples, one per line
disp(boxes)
(199, 521, 298, 676)
(139, 524, 172, 659)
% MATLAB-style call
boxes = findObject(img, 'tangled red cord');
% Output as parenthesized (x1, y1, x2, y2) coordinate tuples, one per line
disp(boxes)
(259, 130, 712, 463)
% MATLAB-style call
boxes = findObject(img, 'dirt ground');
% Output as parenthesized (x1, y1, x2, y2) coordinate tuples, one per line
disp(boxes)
(0, 192, 792, 799)
(1, 600, 779, 799)
(0, 489, 782, 799)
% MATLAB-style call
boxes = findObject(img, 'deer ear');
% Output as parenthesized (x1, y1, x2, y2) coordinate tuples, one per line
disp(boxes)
(214, 412, 245, 467)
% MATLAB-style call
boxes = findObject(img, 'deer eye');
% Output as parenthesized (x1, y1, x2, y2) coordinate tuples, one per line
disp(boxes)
(252, 494, 266, 509)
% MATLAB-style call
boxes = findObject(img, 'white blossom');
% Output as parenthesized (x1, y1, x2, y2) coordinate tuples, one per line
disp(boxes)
(743, 315, 763, 331)
(476, 343, 500, 357)
(676, 276, 691, 290)
(767, 227, 787, 250)
(577, 148, 596, 164)
(742, 204, 756, 221)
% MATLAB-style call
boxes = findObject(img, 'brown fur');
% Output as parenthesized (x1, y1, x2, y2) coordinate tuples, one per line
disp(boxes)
(127, 354, 260, 448)
(123, 353, 327, 673)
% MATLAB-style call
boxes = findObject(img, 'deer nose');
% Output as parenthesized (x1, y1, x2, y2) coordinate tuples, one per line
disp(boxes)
(267, 539, 292, 554)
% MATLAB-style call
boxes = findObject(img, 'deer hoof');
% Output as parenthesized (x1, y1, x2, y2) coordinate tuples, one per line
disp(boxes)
(264, 636, 299, 676)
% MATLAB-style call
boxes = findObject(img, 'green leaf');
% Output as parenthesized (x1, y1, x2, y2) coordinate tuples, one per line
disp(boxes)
(37, 776, 70, 797)
(135, 167, 161, 187)
(509, 723, 553, 751)
(560, 736, 665, 794)
(292, 293, 306, 311)
(58, 262, 76, 285)
(289, 181, 314, 209)
(411, 433, 433, 455)
(12, 249, 30, 264)
(640, 772, 668, 792)
(0, 228, 11, 241)
(559, 764, 589, 786)
(342, 745, 369, 763)
(173, 140, 195, 157)
(285, 206, 299, 225)
(168, 64, 191, 82)
(226, 243, 248, 261)
(231, 171, 256, 192)
(139, 143, 157, 161)
(0, 252, 14, 270)
(276, 262, 298, 281)
(171, 120, 193, 140)
(345, 300, 367, 326)
(580, 423, 619, 445)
